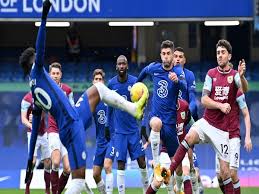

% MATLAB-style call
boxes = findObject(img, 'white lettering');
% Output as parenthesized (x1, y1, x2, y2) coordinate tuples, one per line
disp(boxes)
(89, 0, 100, 12)
(33, 0, 42, 13)
(0, 0, 9, 7)
(74, 0, 87, 13)
(61, 0, 72, 12)
(23, 0, 32, 12)
(51, 0, 60, 12)
(10, 0, 16, 6)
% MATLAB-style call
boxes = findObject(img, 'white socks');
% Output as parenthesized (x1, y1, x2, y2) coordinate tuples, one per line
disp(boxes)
(117, 170, 125, 194)
(139, 167, 149, 193)
(65, 179, 85, 194)
(150, 130, 160, 165)
(85, 181, 94, 194)
(94, 82, 136, 116)
(175, 174, 183, 192)
(97, 179, 106, 194)
(167, 176, 175, 194)
(106, 173, 113, 194)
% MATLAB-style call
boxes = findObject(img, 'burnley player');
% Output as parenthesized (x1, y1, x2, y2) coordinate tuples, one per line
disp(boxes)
(48, 62, 74, 194)
(20, 1, 148, 193)
(216, 61, 252, 194)
(108, 55, 149, 194)
(147, 39, 242, 194)
(21, 92, 51, 194)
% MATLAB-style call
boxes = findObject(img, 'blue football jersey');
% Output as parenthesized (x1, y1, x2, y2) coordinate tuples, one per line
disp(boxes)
(179, 68, 198, 119)
(28, 20, 79, 160)
(107, 74, 139, 134)
(94, 101, 108, 145)
(137, 62, 187, 124)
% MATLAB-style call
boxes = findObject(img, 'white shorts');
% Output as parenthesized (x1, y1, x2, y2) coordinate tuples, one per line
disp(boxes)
(192, 118, 230, 162)
(48, 132, 68, 158)
(216, 137, 241, 172)
(159, 152, 171, 168)
(27, 132, 50, 160)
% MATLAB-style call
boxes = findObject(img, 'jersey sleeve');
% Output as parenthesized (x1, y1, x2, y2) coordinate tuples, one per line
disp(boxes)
(236, 93, 247, 110)
(234, 72, 242, 89)
(28, 105, 42, 160)
(21, 99, 31, 112)
(203, 73, 212, 92)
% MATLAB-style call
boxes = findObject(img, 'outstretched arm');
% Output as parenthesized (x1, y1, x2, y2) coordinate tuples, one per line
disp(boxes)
(35, 0, 51, 70)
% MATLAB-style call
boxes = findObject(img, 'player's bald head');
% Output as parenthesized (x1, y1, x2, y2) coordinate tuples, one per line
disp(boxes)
(116, 55, 128, 64)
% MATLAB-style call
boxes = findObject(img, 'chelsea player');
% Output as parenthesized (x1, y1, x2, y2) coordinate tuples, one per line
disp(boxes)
(20, 1, 148, 193)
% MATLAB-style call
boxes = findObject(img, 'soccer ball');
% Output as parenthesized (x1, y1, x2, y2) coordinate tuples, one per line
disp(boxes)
(130, 82, 148, 102)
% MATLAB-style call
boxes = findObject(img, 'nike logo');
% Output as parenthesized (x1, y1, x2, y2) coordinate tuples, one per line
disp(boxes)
(112, 89, 118, 92)
(0, 176, 10, 182)
(154, 73, 160, 76)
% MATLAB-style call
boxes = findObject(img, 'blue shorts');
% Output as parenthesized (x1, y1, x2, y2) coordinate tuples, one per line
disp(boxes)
(160, 123, 178, 158)
(114, 132, 145, 162)
(59, 119, 87, 170)
(74, 92, 92, 130)
(93, 138, 115, 166)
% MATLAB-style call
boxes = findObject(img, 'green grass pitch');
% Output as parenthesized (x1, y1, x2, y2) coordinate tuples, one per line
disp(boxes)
(0, 188, 259, 194)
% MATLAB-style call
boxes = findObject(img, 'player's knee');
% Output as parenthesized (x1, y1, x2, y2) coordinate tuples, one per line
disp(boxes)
(117, 161, 125, 170)
(93, 170, 101, 181)
(137, 157, 146, 169)
(230, 169, 238, 182)
(43, 158, 51, 169)
(104, 160, 112, 173)
(150, 117, 162, 132)
(185, 129, 198, 145)
(220, 164, 230, 179)
(64, 166, 71, 174)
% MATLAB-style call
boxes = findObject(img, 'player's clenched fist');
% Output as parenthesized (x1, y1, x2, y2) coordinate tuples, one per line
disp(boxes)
(168, 72, 179, 83)
(219, 103, 231, 114)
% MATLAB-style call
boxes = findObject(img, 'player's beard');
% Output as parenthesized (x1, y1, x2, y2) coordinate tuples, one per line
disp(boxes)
(162, 61, 172, 69)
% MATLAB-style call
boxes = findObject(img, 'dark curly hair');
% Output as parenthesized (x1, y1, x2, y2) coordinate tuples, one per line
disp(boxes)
(19, 47, 35, 77)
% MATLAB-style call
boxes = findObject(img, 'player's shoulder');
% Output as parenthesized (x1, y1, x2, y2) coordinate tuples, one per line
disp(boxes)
(207, 67, 218, 77)
(127, 74, 137, 83)
(61, 83, 72, 93)
(230, 68, 238, 76)
(23, 91, 32, 102)
(147, 62, 161, 70)
(184, 68, 194, 76)
(108, 76, 118, 87)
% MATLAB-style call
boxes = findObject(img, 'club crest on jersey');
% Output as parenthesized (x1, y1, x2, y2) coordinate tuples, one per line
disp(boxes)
(227, 76, 233, 84)
(180, 111, 186, 119)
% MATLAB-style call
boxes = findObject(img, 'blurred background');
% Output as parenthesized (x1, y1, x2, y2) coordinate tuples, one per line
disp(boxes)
(0, 0, 258, 189)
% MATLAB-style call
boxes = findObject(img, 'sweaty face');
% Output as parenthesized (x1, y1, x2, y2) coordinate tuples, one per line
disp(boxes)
(160, 48, 174, 69)
(173, 50, 186, 67)
(116, 62, 128, 76)
(93, 74, 104, 84)
(49, 67, 62, 84)
(216, 46, 231, 68)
